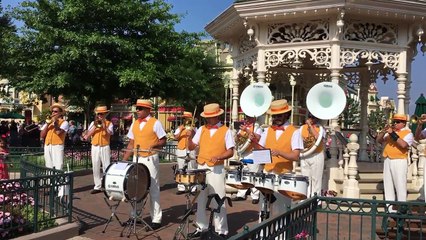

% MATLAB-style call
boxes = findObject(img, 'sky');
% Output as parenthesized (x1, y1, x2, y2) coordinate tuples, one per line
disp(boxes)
(2, 0, 425, 114)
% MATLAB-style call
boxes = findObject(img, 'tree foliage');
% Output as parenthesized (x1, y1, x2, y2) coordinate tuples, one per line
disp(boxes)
(6, 0, 224, 110)
(0, 4, 18, 85)
(340, 96, 360, 129)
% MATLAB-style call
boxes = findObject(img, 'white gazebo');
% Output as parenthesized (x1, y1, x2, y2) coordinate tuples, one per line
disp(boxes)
(206, 0, 426, 198)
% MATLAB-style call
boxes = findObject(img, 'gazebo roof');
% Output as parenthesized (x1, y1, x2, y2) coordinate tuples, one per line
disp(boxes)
(415, 93, 426, 104)
(206, 0, 426, 41)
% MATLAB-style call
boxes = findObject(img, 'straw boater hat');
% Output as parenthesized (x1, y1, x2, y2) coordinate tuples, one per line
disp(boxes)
(183, 111, 193, 119)
(136, 99, 153, 109)
(200, 103, 224, 118)
(267, 99, 292, 115)
(392, 114, 407, 122)
(94, 106, 109, 114)
(50, 103, 65, 112)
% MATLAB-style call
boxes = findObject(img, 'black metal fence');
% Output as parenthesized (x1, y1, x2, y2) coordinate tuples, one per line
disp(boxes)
(229, 196, 426, 240)
(0, 157, 73, 239)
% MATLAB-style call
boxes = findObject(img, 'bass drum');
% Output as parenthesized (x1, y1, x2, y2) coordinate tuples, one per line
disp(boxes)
(102, 161, 150, 202)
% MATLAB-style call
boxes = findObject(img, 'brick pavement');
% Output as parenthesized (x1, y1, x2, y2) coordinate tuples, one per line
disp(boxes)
(70, 163, 260, 240)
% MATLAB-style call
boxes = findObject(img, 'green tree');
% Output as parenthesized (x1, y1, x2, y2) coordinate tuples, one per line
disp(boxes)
(7, 0, 223, 111)
(0, 4, 18, 88)
(340, 96, 360, 129)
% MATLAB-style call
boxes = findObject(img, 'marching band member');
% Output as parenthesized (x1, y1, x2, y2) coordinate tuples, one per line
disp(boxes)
(187, 103, 235, 238)
(174, 111, 197, 194)
(254, 99, 303, 216)
(377, 114, 413, 211)
(233, 115, 262, 204)
(122, 99, 167, 230)
(40, 103, 69, 171)
(300, 113, 326, 198)
(83, 106, 113, 194)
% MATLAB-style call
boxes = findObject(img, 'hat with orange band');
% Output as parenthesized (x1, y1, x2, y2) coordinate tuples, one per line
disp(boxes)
(200, 103, 224, 118)
(267, 99, 292, 115)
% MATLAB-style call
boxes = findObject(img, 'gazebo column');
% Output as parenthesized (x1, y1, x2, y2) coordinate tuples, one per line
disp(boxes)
(396, 51, 408, 114)
(231, 70, 240, 123)
(358, 69, 370, 161)
(257, 49, 266, 83)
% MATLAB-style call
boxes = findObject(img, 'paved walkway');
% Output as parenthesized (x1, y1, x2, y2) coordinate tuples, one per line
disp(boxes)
(70, 163, 260, 240)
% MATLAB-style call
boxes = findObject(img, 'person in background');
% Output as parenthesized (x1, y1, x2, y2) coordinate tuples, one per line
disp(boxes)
(232, 115, 262, 204)
(40, 103, 69, 170)
(174, 111, 197, 194)
(0, 138, 10, 179)
(300, 113, 326, 198)
(83, 106, 113, 194)
(377, 114, 413, 211)
(414, 113, 426, 202)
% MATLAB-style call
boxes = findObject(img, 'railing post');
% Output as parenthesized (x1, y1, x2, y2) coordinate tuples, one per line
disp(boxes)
(34, 178, 40, 232)
(343, 134, 360, 198)
(371, 196, 377, 240)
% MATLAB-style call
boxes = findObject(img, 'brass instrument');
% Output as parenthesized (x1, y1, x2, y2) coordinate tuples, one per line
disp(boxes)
(45, 115, 52, 124)
(24, 123, 39, 132)
(303, 126, 316, 149)
(96, 120, 103, 128)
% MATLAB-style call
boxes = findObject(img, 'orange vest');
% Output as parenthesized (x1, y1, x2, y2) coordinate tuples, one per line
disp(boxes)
(177, 128, 190, 150)
(45, 119, 66, 145)
(382, 129, 411, 159)
(132, 118, 158, 157)
(198, 125, 228, 167)
(91, 120, 111, 146)
(264, 125, 296, 174)
(301, 124, 324, 153)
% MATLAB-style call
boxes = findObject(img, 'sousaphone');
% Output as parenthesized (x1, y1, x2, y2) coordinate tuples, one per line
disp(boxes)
(301, 82, 346, 158)
(237, 82, 273, 154)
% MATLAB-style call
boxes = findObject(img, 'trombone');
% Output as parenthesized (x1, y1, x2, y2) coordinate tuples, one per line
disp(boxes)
(24, 123, 39, 132)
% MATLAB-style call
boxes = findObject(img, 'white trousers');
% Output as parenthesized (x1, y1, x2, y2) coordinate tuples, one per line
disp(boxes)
(132, 154, 162, 223)
(176, 149, 197, 191)
(300, 151, 325, 198)
(236, 163, 261, 200)
(383, 157, 407, 212)
(196, 164, 228, 235)
(91, 145, 111, 190)
(44, 144, 64, 170)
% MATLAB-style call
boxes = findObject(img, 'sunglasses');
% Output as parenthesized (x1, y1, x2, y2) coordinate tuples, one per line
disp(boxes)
(393, 120, 405, 124)
(52, 110, 59, 113)
(136, 107, 145, 111)
(97, 113, 104, 115)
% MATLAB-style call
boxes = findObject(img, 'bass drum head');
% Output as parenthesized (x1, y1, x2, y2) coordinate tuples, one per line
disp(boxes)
(124, 163, 150, 202)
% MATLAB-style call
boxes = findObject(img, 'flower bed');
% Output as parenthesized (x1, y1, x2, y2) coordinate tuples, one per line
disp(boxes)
(0, 181, 56, 239)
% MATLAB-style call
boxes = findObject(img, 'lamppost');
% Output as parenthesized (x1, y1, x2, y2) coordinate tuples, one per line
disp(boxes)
(289, 75, 296, 125)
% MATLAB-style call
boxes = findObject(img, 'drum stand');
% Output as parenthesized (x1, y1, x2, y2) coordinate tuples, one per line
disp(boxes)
(120, 146, 161, 239)
(173, 183, 205, 240)
(102, 197, 123, 233)
(260, 193, 274, 221)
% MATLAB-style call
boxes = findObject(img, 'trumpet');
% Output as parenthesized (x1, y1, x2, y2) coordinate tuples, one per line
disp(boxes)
(96, 120, 103, 128)
(410, 114, 426, 125)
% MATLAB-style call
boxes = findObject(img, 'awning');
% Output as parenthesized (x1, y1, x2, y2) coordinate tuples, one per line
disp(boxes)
(0, 112, 25, 119)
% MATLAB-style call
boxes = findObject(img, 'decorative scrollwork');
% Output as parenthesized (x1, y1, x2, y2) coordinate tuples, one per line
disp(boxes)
(343, 20, 397, 45)
(236, 53, 258, 71)
(265, 48, 331, 69)
(239, 36, 257, 54)
(340, 48, 399, 69)
(268, 20, 329, 44)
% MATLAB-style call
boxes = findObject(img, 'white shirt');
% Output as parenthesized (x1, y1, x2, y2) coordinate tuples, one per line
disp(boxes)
(258, 122, 304, 151)
(192, 123, 235, 150)
(126, 116, 167, 140)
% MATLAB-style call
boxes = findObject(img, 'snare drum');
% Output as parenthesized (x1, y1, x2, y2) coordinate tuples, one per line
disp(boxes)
(175, 169, 207, 185)
(226, 170, 245, 189)
(278, 173, 309, 200)
(254, 173, 276, 194)
(102, 161, 150, 202)
(241, 170, 254, 188)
